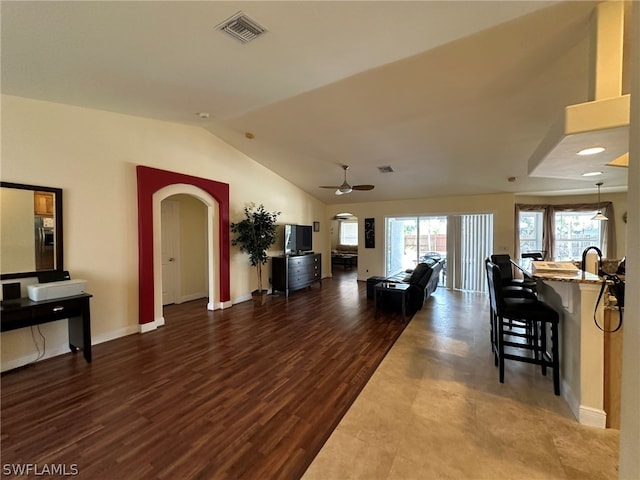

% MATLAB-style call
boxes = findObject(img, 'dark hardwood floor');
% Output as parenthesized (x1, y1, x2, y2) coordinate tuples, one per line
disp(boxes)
(1, 269, 409, 479)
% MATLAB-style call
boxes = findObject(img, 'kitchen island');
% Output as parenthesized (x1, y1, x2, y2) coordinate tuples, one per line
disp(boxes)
(523, 263, 613, 428)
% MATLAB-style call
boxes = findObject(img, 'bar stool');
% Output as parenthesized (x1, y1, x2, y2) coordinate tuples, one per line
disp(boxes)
(484, 258, 536, 361)
(491, 254, 537, 292)
(486, 260, 560, 395)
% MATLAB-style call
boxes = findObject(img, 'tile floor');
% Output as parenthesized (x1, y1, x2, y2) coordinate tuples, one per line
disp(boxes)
(303, 289, 619, 480)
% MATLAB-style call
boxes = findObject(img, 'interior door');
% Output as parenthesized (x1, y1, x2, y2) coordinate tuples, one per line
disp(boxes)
(161, 200, 180, 305)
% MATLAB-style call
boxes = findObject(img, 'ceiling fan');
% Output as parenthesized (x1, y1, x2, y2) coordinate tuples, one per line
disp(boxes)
(319, 165, 375, 195)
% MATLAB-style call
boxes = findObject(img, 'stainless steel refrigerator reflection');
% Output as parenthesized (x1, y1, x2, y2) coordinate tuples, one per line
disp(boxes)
(34, 216, 55, 270)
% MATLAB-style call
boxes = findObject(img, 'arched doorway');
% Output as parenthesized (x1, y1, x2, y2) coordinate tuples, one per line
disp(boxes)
(331, 212, 358, 273)
(153, 184, 218, 329)
(136, 166, 231, 332)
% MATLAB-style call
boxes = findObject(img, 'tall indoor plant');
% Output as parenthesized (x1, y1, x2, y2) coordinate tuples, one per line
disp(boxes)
(230, 203, 280, 304)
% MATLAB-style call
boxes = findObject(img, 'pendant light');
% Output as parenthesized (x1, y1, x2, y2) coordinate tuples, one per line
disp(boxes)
(592, 182, 608, 221)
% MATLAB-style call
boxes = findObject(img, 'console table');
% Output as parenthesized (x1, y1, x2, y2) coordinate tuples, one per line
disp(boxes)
(272, 254, 322, 297)
(1, 293, 93, 363)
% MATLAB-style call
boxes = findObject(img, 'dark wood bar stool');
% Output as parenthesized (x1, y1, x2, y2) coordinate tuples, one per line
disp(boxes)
(491, 253, 537, 292)
(486, 260, 561, 395)
(484, 257, 536, 360)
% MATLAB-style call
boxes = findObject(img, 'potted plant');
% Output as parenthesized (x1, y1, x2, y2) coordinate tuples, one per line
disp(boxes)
(231, 203, 280, 305)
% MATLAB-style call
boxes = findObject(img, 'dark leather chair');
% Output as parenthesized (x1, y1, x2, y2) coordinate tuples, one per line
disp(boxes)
(378, 261, 442, 316)
(486, 260, 560, 395)
(405, 262, 433, 314)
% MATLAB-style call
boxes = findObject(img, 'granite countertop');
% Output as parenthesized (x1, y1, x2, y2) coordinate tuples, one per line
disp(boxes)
(531, 269, 603, 284)
(519, 260, 604, 284)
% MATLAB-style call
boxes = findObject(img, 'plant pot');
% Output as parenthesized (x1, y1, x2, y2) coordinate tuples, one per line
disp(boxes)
(252, 289, 268, 306)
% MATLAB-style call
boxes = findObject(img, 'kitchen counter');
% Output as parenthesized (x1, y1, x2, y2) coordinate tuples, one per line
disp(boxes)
(518, 261, 613, 428)
(530, 269, 602, 284)
(518, 259, 603, 284)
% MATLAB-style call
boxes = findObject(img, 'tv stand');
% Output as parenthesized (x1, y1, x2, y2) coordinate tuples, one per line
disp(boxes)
(272, 254, 321, 297)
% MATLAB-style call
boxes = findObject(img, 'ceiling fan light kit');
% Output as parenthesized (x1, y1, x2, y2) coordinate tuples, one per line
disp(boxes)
(319, 165, 374, 195)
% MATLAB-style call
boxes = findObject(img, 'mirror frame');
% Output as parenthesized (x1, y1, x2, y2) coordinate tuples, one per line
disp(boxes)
(1, 181, 64, 280)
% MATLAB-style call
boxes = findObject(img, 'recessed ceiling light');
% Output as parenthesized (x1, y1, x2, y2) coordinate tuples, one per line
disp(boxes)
(197, 112, 210, 119)
(582, 171, 603, 177)
(577, 146, 605, 156)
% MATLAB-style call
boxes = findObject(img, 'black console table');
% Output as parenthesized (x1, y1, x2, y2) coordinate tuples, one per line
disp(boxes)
(1, 293, 93, 363)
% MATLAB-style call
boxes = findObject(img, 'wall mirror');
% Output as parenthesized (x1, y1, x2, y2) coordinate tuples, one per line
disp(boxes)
(0, 182, 64, 280)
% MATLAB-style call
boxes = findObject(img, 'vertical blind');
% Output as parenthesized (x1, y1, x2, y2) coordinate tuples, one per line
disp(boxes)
(449, 214, 494, 293)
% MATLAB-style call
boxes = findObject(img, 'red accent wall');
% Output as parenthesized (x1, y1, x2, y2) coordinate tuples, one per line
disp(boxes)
(136, 166, 230, 325)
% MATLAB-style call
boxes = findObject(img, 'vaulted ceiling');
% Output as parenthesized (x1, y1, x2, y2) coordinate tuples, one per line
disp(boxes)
(1, 1, 632, 204)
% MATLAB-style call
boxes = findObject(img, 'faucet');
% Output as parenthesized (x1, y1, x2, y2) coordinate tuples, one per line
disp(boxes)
(581, 246, 603, 273)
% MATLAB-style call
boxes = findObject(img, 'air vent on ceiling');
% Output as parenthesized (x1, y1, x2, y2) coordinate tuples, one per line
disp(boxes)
(377, 165, 394, 173)
(216, 12, 267, 44)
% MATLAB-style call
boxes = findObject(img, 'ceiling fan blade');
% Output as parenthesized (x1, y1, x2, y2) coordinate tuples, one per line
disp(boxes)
(319, 165, 363, 194)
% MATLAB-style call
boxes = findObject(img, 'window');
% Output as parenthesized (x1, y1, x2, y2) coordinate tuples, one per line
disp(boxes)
(517, 206, 605, 261)
(518, 210, 543, 254)
(339, 221, 358, 246)
(554, 211, 601, 261)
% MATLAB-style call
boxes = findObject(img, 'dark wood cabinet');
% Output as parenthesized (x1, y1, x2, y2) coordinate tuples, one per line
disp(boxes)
(272, 254, 321, 297)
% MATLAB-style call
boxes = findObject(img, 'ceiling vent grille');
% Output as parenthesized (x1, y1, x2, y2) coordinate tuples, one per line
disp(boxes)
(216, 12, 267, 44)
(378, 165, 394, 173)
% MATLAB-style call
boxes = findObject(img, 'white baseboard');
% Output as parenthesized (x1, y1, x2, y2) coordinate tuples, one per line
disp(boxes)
(176, 292, 207, 304)
(579, 405, 607, 429)
(233, 293, 252, 304)
(562, 378, 580, 422)
(207, 300, 233, 310)
(93, 325, 138, 345)
(0, 344, 71, 372)
(0, 325, 139, 372)
(139, 320, 158, 333)
(562, 378, 606, 428)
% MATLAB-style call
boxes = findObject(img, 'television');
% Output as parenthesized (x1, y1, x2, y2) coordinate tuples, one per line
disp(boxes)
(284, 224, 313, 255)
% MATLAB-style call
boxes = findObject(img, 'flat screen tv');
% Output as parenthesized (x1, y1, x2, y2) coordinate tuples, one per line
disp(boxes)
(284, 224, 313, 255)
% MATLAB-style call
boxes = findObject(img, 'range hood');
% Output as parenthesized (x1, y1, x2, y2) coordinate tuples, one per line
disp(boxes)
(529, 1, 630, 183)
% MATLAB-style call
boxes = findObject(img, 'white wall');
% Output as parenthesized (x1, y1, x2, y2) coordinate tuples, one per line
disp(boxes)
(0, 94, 327, 371)
(618, 2, 640, 476)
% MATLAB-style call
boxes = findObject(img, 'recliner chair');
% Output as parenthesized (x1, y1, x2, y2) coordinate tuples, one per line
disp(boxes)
(405, 262, 432, 314)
